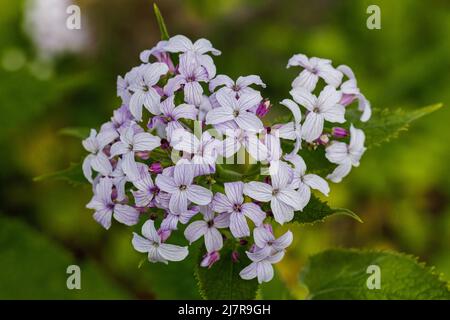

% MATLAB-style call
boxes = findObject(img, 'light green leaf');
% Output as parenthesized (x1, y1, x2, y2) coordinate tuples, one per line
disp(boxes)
(196, 240, 259, 300)
(34, 161, 87, 186)
(153, 3, 170, 40)
(0, 214, 130, 299)
(291, 194, 362, 225)
(348, 104, 443, 148)
(59, 127, 90, 139)
(301, 248, 450, 300)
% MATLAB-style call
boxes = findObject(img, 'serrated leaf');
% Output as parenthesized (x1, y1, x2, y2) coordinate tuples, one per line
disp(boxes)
(59, 127, 90, 139)
(196, 240, 259, 300)
(0, 214, 130, 299)
(291, 194, 362, 225)
(153, 3, 170, 40)
(34, 162, 88, 186)
(301, 248, 450, 300)
(348, 104, 443, 148)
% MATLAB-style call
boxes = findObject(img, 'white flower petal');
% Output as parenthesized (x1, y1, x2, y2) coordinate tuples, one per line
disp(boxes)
(270, 197, 294, 224)
(133, 132, 161, 152)
(303, 174, 330, 196)
(272, 230, 293, 251)
(302, 112, 324, 142)
(132, 233, 152, 253)
(239, 262, 258, 280)
(184, 220, 208, 243)
(242, 203, 266, 226)
(289, 87, 316, 111)
(187, 185, 213, 205)
(224, 182, 244, 204)
(204, 228, 223, 252)
(327, 161, 353, 183)
(113, 204, 140, 226)
(256, 260, 274, 283)
(158, 243, 189, 262)
(229, 212, 250, 238)
(235, 112, 263, 131)
(244, 182, 273, 202)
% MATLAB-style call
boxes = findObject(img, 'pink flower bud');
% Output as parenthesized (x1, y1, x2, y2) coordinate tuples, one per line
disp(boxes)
(200, 251, 220, 268)
(149, 162, 163, 174)
(340, 93, 356, 107)
(160, 138, 170, 150)
(231, 251, 240, 263)
(158, 228, 172, 242)
(316, 134, 330, 145)
(332, 127, 349, 138)
(136, 151, 150, 160)
(256, 99, 271, 118)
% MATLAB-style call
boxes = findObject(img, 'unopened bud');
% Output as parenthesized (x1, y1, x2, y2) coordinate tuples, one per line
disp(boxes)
(231, 251, 240, 263)
(256, 99, 271, 118)
(332, 127, 349, 138)
(149, 162, 163, 174)
(200, 251, 220, 268)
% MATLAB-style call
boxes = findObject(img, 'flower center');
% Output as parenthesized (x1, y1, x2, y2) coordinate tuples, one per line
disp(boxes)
(207, 220, 214, 228)
(179, 185, 187, 191)
(272, 189, 279, 196)
(233, 203, 242, 212)
(142, 85, 149, 92)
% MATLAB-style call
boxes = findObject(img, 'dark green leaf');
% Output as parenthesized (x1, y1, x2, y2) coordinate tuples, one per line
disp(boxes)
(196, 240, 259, 300)
(301, 248, 450, 300)
(291, 194, 362, 225)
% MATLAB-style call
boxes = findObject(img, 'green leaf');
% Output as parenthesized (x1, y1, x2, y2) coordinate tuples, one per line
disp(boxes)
(258, 270, 294, 300)
(291, 194, 362, 225)
(153, 3, 170, 40)
(34, 162, 87, 186)
(59, 127, 90, 139)
(0, 214, 130, 299)
(196, 240, 259, 300)
(301, 248, 450, 300)
(348, 104, 443, 148)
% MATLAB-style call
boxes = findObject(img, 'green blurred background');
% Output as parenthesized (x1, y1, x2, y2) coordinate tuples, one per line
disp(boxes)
(0, 0, 449, 299)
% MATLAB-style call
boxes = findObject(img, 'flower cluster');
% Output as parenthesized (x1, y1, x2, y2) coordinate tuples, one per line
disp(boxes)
(83, 35, 369, 283)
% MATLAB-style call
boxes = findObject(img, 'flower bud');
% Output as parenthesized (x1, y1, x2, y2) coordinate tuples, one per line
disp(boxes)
(256, 99, 271, 118)
(316, 134, 330, 145)
(160, 138, 170, 150)
(200, 251, 220, 268)
(158, 228, 172, 242)
(149, 162, 163, 174)
(340, 93, 356, 107)
(332, 127, 349, 138)
(231, 251, 240, 263)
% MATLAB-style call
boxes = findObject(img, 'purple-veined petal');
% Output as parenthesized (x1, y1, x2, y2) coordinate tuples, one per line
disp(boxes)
(143, 88, 162, 115)
(280, 99, 302, 124)
(286, 53, 309, 68)
(172, 103, 198, 120)
(165, 35, 193, 52)
(82, 154, 94, 183)
(270, 197, 294, 224)
(184, 220, 208, 243)
(253, 227, 274, 248)
(91, 152, 112, 176)
(270, 161, 292, 189)
(236, 75, 266, 88)
(110, 141, 129, 157)
(241, 203, 266, 226)
(296, 183, 311, 211)
(205, 107, 234, 125)
(158, 243, 189, 262)
(155, 174, 178, 193)
(237, 92, 262, 111)
(256, 260, 274, 284)
(169, 190, 189, 213)
(239, 262, 257, 280)
(272, 230, 293, 251)
(267, 250, 285, 264)
(277, 188, 303, 211)
(302, 112, 324, 142)
(204, 228, 223, 252)
(113, 204, 140, 226)
(184, 81, 203, 106)
(148, 246, 168, 264)
(289, 87, 316, 111)
(303, 174, 330, 196)
(187, 185, 213, 205)
(174, 164, 195, 186)
(235, 112, 263, 131)
(132, 233, 152, 253)
(121, 152, 140, 181)
(229, 212, 250, 238)
(325, 141, 348, 164)
(214, 212, 231, 228)
(224, 182, 244, 205)
(141, 219, 160, 242)
(133, 132, 161, 152)
(209, 74, 234, 92)
(317, 64, 343, 88)
(291, 69, 318, 92)
(216, 90, 239, 110)
(327, 161, 352, 183)
(244, 182, 272, 202)
(164, 75, 186, 95)
(193, 38, 221, 55)
(93, 209, 113, 230)
(129, 91, 145, 121)
(171, 129, 199, 154)
(212, 192, 233, 213)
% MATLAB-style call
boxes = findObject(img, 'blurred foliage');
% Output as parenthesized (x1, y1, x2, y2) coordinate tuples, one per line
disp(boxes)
(0, 0, 449, 299)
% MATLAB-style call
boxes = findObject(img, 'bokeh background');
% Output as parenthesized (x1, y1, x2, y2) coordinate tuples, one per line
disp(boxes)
(0, 0, 449, 299)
